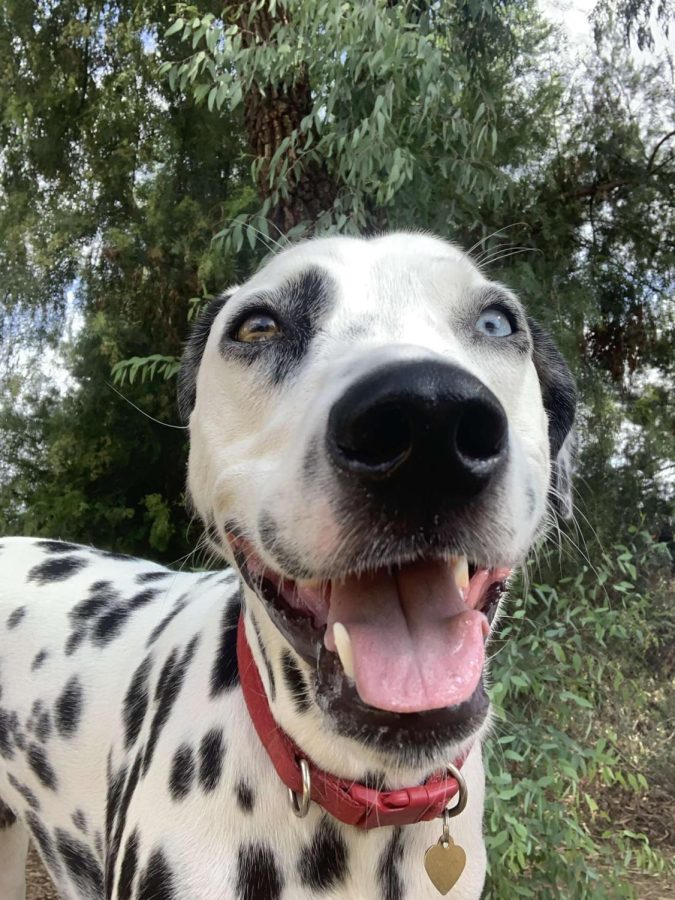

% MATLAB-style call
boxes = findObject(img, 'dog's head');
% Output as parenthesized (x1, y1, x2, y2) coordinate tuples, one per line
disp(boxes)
(179, 233, 575, 776)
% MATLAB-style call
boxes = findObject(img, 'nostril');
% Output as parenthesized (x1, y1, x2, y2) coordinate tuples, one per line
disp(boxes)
(338, 404, 413, 473)
(455, 401, 506, 464)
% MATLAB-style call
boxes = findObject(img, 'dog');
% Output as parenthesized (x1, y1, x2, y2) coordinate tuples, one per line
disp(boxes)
(0, 232, 575, 899)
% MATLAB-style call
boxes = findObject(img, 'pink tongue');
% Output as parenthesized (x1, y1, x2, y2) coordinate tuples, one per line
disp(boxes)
(324, 560, 488, 714)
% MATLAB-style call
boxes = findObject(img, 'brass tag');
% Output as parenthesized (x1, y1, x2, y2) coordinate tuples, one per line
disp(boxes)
(424, 837, 466, 895)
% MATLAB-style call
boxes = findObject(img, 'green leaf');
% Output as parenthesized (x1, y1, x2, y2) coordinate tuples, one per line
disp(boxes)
(165, 17, 184, 37)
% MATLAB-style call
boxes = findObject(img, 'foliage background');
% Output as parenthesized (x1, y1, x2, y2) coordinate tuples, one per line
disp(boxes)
(0, 0, 673, 896)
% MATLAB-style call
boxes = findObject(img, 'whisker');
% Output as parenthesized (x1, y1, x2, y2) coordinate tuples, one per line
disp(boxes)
(106, 382, 188, 430)
(478, 247, 540, 269)
(467, 223, 527, 258)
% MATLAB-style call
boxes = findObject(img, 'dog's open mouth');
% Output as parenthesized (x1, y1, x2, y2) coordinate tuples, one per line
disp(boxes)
(231, 536, 510, 717)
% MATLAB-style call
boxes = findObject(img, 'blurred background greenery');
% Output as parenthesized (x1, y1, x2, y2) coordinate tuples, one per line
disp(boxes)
(0, 1, 673, 895)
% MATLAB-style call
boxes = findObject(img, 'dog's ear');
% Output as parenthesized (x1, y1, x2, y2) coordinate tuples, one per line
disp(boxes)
(178, 293, 233, 424)
(527, 317, 577, 518)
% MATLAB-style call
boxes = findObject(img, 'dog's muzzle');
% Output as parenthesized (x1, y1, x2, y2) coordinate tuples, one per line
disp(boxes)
(232, 360, 515, 751)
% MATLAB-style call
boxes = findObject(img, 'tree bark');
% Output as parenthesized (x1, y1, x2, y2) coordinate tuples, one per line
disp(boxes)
(236, 6, 337, 234)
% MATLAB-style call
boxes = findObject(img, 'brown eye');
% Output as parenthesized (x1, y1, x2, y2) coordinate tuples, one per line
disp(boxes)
(235, 313, 282, 343)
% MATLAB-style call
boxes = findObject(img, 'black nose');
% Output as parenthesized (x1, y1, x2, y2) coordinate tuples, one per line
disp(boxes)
(327, 360, 508, 505)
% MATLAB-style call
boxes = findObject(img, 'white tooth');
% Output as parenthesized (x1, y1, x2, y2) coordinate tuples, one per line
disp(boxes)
(453, 556, 469, 591)
(333, 623, 355, 680)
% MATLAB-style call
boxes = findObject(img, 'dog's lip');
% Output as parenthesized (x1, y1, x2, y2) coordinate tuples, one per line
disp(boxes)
(228, 533, 511, 713)
(228, 535, 507, 622)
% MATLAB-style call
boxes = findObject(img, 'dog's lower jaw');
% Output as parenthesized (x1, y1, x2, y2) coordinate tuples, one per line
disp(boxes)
(242, 582, 490, 789)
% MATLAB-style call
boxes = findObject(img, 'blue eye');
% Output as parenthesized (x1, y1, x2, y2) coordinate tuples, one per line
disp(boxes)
(475, 307, 514, 337)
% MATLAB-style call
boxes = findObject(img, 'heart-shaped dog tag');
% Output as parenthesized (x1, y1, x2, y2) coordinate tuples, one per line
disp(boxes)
(424, 837, 466, 895)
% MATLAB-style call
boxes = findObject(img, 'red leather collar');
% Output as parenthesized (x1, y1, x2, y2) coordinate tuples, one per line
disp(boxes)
(236, 614, 466, 829)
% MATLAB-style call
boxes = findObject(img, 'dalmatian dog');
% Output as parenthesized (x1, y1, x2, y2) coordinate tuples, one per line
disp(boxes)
(0, 232, 575, 899)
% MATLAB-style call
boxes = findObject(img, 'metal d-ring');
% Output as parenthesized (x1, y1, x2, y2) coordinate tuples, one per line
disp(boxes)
(442, 760, 468, 826)
(288, 758, 311, 818)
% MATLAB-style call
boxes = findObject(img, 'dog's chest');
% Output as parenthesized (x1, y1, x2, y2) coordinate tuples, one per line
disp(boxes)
(106, 644, 452, 900)
(0, 540, 483, 899)
(112, 752, 465, 900)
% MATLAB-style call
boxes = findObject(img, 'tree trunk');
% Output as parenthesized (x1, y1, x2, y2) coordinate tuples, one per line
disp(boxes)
(236, 6, 337, 234)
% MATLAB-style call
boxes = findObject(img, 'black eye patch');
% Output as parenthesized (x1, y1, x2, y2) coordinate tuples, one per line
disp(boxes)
(219, 267, 335, 384)
(178, 292, 232, 423)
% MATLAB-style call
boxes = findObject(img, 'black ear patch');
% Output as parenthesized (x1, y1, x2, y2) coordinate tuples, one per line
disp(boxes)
(527, 317, 577, 517)
(177, 293, 232, 423)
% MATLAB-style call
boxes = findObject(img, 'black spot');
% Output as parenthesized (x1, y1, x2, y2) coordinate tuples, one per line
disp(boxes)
(251, 615, 276, 702)
(8, 773, 40, 810)
(7, 606, 26, 629)
(71, 809, 87, 833)
(36, 711, 52, 743)
(70, 581, 117, 622)
(0, 708, 15, 759)
(198, 728, 225, 793)
(26, 811, 61, 874)
(169, 744, 195, 802)
(28, 555, 88, 584)
(92, 605, 132, 646)
(136, 570, 170, 583)
(123, 656, 152, 748)
(31, 649, 49, 671)
(143, 636, 199, 775)
(7, 710, 22, 743)
(64, 630, 86, 656)
(55, 675, 84, 737)
(298, 816, 349, 892)
(106, 759, 127, 847)
(236, 842, 284, 900)
(210, 592, 241, 696)
(138, 847, 176, 900)
(37, 540, 82, 553)
(146, 595, 189, 647)
(236, 780, 255, 813)
(281, 650, 311, 713)
(378, 827, 405, 900)
(27, 742, 58, 790)
(56, 828, 104, 896)
(107, 754, 142, 893)
(118, 828, 139, 899)
(0, 798, 16, 828)
(128, 588, 160, 610)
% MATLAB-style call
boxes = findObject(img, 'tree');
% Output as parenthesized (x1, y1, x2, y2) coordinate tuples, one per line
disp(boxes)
(168, 0, 674, 540)
(0, 0, 251, 559)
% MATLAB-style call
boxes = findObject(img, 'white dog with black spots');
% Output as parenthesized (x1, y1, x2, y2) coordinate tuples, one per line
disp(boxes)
(0, 232, 575, 899)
